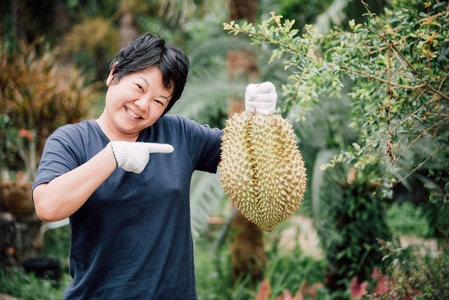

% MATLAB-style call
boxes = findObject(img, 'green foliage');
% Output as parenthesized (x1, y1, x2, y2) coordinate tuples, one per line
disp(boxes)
(0, 38, 102, 181)
(261, 248, 327, 299)
(312, 150, 392, 291)
(278, 0, 333, 30)
(422, 194, 449, 244)
(61, 17, 119, 81)
(195, 225, 328, 300)
(377, 240, 449, 299)
(194, 232, 236, 300)
(286, 83, 356, 217)
(0, 268, 71, 300)
(0, 226, 71, 299)
(190, 172, 226, 238)
(334, 182, 392, 277)
(223, 0, 449, 203)
(386, 201, 432, 238)
(41, 226, 71, 260)
(224, 5, 449, 292)
(0, 116, 34, 178)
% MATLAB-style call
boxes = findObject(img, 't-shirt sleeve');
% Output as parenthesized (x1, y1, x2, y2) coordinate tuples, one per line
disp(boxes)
(181, 117, 223, 173)
(32, 125, 85, 191)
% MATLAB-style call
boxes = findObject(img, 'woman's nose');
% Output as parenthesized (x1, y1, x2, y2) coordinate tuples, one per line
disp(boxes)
(134, 95, 150, 111)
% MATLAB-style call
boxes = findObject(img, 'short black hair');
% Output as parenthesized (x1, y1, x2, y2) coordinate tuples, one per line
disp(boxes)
(108, 32, 190, 115)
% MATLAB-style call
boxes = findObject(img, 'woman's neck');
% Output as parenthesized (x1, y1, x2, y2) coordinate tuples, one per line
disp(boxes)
(96, 113, 139, 142)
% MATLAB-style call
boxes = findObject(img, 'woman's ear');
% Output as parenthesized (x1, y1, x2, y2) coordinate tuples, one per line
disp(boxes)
(106, 62, 118, 86)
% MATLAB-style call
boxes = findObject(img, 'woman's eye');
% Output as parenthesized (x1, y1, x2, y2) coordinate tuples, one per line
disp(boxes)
(136, 84, 144, 91)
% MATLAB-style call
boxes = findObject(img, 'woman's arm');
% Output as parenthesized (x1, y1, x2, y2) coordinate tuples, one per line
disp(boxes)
(33, 144, 116, 222)
(33, 141, 174, 222)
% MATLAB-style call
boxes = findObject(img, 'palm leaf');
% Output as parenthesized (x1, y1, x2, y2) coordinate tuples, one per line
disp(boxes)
(311, 149, 347, 268)
(190, 171, 225, 237)
(171, 72, 247, 124)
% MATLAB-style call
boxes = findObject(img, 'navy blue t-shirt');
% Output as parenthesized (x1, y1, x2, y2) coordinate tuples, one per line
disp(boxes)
(32, 114, 223, 299)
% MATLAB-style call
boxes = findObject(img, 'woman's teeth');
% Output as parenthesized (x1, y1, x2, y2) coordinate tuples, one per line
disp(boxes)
(125, 106, 140, 119)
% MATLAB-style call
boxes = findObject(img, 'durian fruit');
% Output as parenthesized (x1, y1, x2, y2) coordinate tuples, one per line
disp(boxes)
(220, 111, 307, 232)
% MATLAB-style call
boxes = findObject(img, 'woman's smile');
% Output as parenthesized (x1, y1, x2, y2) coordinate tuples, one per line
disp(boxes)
(125, 105, 142, 119)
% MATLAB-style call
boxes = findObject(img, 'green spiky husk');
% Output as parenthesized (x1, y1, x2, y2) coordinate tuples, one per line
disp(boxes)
(220, 111, 307, 232)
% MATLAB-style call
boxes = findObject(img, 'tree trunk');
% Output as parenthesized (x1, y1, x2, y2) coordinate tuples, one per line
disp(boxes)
(54, 2, 72, 65)
(119, 2, 138, 48)
(230, 209, 266, 283)
(12, 0, 26, 41)
(227, 0, 266, 284)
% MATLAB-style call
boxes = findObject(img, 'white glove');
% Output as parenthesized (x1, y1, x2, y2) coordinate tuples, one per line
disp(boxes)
(245, 82, 277, 115)
(109, 141, 174, 173)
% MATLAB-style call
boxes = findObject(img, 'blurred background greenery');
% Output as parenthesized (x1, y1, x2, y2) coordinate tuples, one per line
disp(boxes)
(0, 0, 448, 299)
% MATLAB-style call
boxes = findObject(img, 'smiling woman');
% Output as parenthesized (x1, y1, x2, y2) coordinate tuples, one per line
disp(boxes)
(30, 32, 277, 299)
(99, 67, 173, 141)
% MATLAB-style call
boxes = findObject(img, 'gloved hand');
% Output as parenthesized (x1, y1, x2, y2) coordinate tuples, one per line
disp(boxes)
(109, 141, 174, 173)
(245, 82, 277, 115)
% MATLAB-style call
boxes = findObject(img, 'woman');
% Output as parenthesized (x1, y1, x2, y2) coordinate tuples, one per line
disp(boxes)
(33, 32, 276, 299)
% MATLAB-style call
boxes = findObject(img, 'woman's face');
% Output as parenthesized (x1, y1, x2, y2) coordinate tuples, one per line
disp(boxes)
(100, 67, 173, 141)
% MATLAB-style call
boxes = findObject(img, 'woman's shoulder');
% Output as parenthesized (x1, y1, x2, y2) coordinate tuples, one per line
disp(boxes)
(50, 119, 100, 140)
(155, 114, 223, 140)
(157, 114, 189, 125)
(152, 114, 197, 132)
(157, 114, 214, 130)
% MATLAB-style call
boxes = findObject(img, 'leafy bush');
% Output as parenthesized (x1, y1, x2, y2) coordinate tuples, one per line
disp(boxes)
(0, 38, 101, 181)
(224, 0, 448, 294)
(374, 239, 449, 299)
(0, 267, 71, 300)
(0, 225, 71, 299)
(194, 224, 329, 300)
(42, 226, 71, 263)
(223, 0, 449, 204)
(310, 150, 392, 292)
(386, 201, 432, 238)
(321, 173, 392, 291)
(257, 247, 328, 299)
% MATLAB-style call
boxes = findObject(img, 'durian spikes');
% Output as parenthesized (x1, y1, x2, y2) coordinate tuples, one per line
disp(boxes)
(220, 111, 307, 232)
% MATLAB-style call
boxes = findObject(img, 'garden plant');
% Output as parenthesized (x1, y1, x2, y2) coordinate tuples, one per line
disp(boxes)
(224, 0, 449, 297)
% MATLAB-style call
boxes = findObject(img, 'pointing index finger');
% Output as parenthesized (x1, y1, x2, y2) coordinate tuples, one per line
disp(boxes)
(146, 143, 174, 154)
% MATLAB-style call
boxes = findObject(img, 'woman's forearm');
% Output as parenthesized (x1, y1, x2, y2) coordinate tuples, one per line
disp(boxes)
(33, 144, 117, 222)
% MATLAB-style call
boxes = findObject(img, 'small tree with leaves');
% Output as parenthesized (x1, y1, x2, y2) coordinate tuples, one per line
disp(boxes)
(224, 0, 448, 202)
(224, 0, 448, 293)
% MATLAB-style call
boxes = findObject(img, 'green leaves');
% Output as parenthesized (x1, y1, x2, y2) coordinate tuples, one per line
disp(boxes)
(224, 1, 449, 202)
